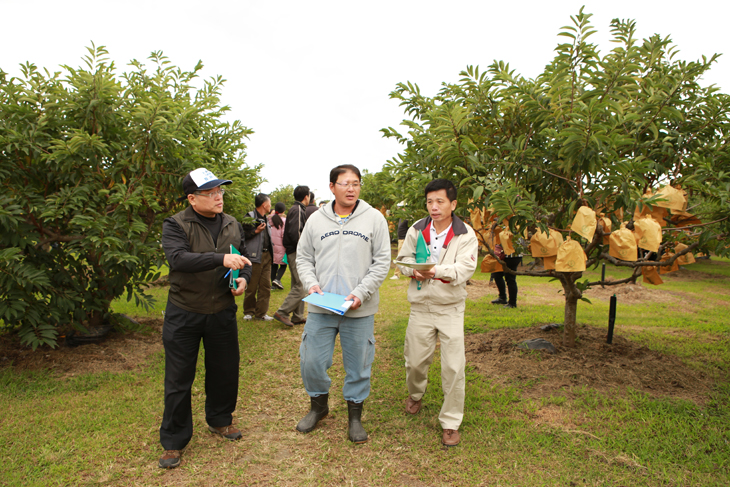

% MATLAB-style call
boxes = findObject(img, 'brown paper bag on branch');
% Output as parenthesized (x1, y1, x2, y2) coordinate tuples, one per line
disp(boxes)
(481, 254, 503, 273)
(499, 228, 515, 255)
(634, 216, 662, 252)
(674, 243, 696, 265)
(634, 203, 668, 227)
(530, 229, 563, 257)
(609, 223, 638, 261)
(642, 265, 664, 285)
(659, 252, 680, 274)
(571, 206, 597, 242)
(655, 185, 687, 212)
(542, 255, 557, 270)
(670, 210, 701, 228)
(555, 237, 587, 272)
(597, 215, 612, 244)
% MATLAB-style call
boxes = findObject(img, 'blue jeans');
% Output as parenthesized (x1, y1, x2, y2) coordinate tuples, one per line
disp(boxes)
(299, 313, 376, 403)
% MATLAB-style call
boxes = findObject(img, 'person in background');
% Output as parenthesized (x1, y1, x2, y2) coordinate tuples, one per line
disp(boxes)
(389, 218, 409, 280)
(159, 168, 252, 469)
(273, 186, 310, 327)
(490, 241, 523, 309)
(305, 191, 319, 219)
(295, 164, 391, 443)
(242, 193, 274, 321)
(396, 179, 478, 448)
(270, 202, 288, 290)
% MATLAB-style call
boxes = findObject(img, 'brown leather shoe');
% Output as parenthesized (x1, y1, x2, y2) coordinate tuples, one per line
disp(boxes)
(273, 312, 294, 327)
(158, 449, 181, 469)
(292, 319, 306, 325)
(405, 397, 422, 415)
(208, 424, 242, 440)
(442, 429, 460, 447)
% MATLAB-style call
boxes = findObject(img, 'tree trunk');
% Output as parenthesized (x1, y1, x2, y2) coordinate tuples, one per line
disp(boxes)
(557, 272, 583, 348)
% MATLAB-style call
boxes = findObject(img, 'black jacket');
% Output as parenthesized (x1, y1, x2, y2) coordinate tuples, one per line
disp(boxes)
(162, 206, 252, 314)
(283, 201, 307, 255)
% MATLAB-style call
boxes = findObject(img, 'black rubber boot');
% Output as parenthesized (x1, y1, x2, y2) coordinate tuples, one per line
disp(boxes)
(347, 400, 368, 444)
(296, 394, 329, 433)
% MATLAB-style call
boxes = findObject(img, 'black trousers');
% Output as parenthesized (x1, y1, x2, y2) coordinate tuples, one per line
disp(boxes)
(492, 256, 522, 306)
(271, 263, 287, 282)
(160, 301, 240, 450)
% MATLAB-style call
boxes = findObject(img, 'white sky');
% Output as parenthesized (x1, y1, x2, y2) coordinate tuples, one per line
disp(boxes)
(2, 0, 728, 201)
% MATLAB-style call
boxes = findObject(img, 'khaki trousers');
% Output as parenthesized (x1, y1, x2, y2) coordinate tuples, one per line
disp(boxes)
(277, 251, 306, 322)
(243, 251, 272, 318)
(404, 303, 466, 430)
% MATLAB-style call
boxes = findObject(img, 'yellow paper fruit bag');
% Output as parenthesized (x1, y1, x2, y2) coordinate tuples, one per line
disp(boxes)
(555, 237, 587, 272)
(609, 223, 638, 261)
(530, 229, 564, 257)
(634, 216, 662, 252)
(659, 253, 680, 274)
(542, 255, 557, 270)
(499, 228, 515, 255)
(571, 206, 597, 242)
(674, 243, 696, 265)
(642, 265, 664, 285)
(655, 185, 687, 212)
(481, 254, 503, 273)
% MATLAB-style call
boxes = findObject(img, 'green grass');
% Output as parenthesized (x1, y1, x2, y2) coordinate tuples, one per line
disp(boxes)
(0, 256, 728, 485)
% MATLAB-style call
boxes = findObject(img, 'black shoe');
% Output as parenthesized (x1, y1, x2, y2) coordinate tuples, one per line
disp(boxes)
(158, 450, 181, 469)
(347, 400, 368, 443)
(272, 279, 284, 290)
(296, 394, 329, 433)
(491, 298, 508, 305)
(504, 303, 517, 309)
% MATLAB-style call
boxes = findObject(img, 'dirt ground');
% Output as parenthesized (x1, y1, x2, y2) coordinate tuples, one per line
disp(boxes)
(464, 324, 713, 405)
(0, 318, 164, 378)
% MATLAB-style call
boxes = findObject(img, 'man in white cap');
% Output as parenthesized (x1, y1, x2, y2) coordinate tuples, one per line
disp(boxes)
(158, 168, 252, 469)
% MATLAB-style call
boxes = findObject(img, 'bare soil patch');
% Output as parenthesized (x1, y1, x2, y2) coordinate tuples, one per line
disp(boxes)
(583, 281, 687, 304)
(0, 318, 163, 377)
(465, 324, 713, 405)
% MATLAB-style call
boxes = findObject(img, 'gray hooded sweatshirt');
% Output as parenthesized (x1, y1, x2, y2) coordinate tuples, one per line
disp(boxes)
(296, 199, 391, 318)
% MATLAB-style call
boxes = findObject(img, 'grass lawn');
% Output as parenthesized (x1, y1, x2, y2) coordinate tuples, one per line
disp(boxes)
(0, 256, 728, 486)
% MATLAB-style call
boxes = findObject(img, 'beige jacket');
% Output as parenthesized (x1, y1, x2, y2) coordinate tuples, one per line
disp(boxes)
(396, 215, 479, 309)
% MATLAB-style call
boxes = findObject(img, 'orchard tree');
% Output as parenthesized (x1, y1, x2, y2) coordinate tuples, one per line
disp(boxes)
(268, 184, 297, 209)
(0, 45, 261, 349)
(382, 9, 730, 346)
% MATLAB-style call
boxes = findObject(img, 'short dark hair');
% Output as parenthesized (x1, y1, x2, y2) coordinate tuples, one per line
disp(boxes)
(254, 193, 270, 208)
(329, 164, 361, 184)
(309, 192, 316, 205)
(424, 179, 457, 202)
(293, 185, 310, 202)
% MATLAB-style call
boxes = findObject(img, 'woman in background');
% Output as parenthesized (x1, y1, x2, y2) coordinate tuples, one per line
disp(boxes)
(270, 202, 288, 289)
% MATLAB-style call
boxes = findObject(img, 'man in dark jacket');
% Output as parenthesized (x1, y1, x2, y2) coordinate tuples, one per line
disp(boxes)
(273, 185, 310, 327)
(158, 168, 252, 469)
(242, 193, 273, 321)
(304, 191, 319, 219)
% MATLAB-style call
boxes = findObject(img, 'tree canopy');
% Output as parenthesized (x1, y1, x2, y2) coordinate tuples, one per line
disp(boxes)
(382, 9, 730, 345)
(0, 45, 261, 349)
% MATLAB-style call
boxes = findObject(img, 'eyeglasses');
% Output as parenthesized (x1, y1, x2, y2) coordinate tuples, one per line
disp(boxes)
(195, 189, 226, 199)
(334, 181, 362, 189)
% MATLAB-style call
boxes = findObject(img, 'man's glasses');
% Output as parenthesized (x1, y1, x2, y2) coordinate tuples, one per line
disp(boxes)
(334, 181, 362, 189)
(195, 189, 226, 199)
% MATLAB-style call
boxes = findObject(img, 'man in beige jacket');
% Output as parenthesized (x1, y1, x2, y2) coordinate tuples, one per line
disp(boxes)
(396, 179, 479, 447)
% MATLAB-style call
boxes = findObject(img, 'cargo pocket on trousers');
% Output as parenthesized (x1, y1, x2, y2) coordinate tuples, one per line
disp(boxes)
(365, 336, 376, 368)
(299, 331, 307, 362)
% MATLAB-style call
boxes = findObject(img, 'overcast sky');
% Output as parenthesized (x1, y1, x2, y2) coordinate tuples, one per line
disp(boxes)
(2, 0, 728, 201)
